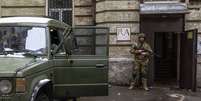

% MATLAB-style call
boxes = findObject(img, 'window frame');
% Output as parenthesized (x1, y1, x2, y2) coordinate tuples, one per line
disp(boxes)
(0, 26, 48, 56)
(46, 0, 74, 26)
(49, 27, 66, 56)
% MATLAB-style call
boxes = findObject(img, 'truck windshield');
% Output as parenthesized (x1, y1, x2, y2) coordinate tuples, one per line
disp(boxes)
(0, 27, 46, 55)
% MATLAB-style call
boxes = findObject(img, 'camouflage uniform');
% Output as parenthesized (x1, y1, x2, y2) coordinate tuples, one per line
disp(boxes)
(129, 33, 152, 91)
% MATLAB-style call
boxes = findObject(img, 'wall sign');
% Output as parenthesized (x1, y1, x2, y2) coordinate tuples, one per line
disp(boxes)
(117, 28, 131, 41)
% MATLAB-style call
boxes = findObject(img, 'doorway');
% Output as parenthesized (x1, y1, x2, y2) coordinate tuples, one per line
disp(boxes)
(154, 32, 178, 85)
(140, 14, 184, 86)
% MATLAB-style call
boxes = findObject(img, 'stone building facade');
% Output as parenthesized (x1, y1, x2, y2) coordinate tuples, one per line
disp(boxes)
(0, 0, 201, 88)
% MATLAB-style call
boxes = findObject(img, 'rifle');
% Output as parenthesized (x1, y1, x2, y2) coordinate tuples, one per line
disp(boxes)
(130, 47, 161, 58)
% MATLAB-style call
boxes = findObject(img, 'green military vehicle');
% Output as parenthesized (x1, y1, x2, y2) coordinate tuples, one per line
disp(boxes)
(0, 17, 109, 101)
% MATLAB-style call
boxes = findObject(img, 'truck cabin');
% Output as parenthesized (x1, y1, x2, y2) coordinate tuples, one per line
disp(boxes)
(0, 17, 71, 58)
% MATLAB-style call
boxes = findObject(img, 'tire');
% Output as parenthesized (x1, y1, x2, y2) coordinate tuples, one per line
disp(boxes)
(35, 92, 50, 101)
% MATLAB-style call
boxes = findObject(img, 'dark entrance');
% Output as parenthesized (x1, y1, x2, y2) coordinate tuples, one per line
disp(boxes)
(154, 32, 178, 84)
(140, 14, 184, 85)
(140, 14, 197, 91)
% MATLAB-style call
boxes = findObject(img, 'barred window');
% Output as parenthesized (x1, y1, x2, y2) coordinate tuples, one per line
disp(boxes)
(48, 0, 72, 25)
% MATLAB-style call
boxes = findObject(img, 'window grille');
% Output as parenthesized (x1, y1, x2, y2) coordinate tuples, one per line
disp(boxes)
(48, 0, 72, 25)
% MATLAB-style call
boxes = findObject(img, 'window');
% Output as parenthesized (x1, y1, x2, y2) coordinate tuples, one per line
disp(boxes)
(48, 0, 72, 25)
(0, 27, 47, 55)
(49, 28, 65, 54)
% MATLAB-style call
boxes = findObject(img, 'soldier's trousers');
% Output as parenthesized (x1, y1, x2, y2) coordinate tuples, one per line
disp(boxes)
(131, 60, 148, 86)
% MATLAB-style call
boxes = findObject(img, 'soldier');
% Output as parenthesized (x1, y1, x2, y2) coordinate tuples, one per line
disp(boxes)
(129, 33, 153, 91)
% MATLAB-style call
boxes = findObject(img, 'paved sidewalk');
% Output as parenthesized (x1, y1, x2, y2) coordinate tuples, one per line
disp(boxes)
(80, 86, 201, 101)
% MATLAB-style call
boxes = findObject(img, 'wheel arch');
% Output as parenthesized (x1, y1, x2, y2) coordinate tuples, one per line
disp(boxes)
(30, 79, 53, 101)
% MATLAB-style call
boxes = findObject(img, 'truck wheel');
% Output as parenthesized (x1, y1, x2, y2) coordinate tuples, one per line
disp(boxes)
(35, 92, 50, 101)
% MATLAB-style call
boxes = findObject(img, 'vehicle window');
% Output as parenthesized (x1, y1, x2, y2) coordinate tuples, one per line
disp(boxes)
(72, 27, 108, 56)
(49, 28, 65, 54)
(0, 27, 47, 55)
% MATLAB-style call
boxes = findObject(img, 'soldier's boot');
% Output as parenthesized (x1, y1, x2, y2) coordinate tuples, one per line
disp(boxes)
(142, 79, 149, 91)
(128, 82, 135, 90)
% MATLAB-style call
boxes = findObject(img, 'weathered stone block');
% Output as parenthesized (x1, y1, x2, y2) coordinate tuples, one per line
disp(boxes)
(1, 0, 45, 6)
(197, 63, 201, 87)
(74, 0, 92, 6)
(186, 9, 201, 21)
(0, 2, 2, 17)
(185, 22, 201, 33)
(97, 23, 140, 33)
(198, 54, 201, 63)
(96, 11, 139, 23)
(109, 46, 133, 58)
(109, 58, 134, 85)
(96, 0, 139, 12)
(74, 17, 93, 25)
(74, 7, 92, 16)
(1, 8, 45, 16)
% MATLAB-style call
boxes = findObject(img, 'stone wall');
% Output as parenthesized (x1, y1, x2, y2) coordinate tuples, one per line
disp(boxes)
(0, 0, 46, 17)
(185, 2, 201, 87)
(96, 0, 140, 85)
(74, 0, 94, 26)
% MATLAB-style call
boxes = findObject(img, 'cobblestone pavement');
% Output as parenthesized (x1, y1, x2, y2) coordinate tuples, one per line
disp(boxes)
(79, 85, 201, 101)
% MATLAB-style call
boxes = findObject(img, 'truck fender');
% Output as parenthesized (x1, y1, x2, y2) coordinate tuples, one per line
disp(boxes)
(30, 79, 51, 101)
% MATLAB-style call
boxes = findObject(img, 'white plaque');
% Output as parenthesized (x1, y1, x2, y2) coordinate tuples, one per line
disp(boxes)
(117, 28, 131, 41)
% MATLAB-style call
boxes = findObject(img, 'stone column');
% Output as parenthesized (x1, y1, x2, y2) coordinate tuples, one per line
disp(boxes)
(185, 2, 201, 87)
(96, 0, 140, 85)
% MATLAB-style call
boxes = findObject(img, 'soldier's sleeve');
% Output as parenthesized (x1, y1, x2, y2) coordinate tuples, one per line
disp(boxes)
(130, 43, 137, 54)
(144, 43, 153, 54)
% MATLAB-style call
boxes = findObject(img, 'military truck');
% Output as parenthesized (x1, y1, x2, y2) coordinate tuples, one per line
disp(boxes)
(0, 17, 109, 101)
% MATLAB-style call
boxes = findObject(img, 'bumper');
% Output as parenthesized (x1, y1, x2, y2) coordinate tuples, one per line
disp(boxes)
(0, 96, 12, 101)
(0, 94, 26, 101)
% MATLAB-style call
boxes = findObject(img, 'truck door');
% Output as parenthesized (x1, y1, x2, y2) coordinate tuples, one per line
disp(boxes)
(52, 26, 109, 98)
(180, 29, 197, 91)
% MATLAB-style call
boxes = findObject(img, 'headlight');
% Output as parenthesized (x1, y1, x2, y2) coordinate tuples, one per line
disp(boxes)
(0, 80, 12, 94)
(16, 78, 26, 93)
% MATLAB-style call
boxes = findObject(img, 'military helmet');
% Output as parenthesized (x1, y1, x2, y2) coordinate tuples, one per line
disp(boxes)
(138, 33, 146, 38)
